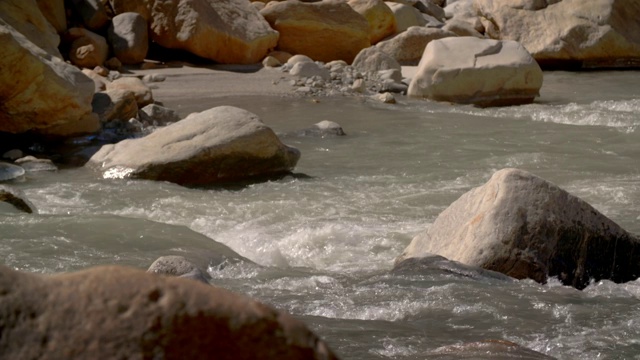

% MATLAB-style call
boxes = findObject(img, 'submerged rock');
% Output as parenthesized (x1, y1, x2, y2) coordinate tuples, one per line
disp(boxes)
(408, 37, 543, 107)
(148, 255, 211, 284)
(87, 106, 301, 186)
(0, 265, 339, 360)
(427, 339, 556, 359)
(0, 185, 36, 213)
(14, 156, 58, 172)
(396, 168, 640, 290)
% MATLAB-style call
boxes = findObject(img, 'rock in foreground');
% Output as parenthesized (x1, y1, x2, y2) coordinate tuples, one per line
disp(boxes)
(0, 265, 338, 360)
(87, 106, 300, 186)
(395, 168, 640, 290)
(0, 185, 36, 213)
(408, 37, 543, 107)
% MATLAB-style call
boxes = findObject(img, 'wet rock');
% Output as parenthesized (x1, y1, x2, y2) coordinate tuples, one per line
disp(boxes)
(396, 168, 640, 290)
(391, 255, 513, 282)
(138, 104, 180, 126)
(293, 120, 346, 137)
(374, 92, 396, 103)
(408, 37, 543, 107)
(0, 0, 99, 136)
(261, 0, 370, 63)
(0, 265, 339, 360)
(376, 26, 456, 65)
(0, 184, 35, 213)
(67, 27, 109, 68)
(108, 12, 148, 65)
(106, 77, 154, 107)
(427, 339, 555, 359)
(92, 89, 139, 123)
(109, 0, 278, 64)
(476, 0, 640, 68)
(2, 149, 24, 161)
(348, 0, 397, 44)
(87, 106, 301, 186)
(14, 156, 58, 172)
(148, 255, 211, 284)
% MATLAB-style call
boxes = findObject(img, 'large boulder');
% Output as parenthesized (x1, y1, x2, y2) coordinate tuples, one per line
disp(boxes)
(348, 0, 397, 44)
(0, 0, 61, 56)
(108, 0, 278, 64)
(407, 37, 542, 106)
(67, 27, 109, 68)
(376, 26, 456, 65)
(384, 2, 426, 33)
(261, 0, 371, 63)
(87, 106, 301, 186)
(108, 12, 149, 65)
(395, 168, 640, 290)
(0, 3, 99, 136)
(475, 0, 640, 68)
(352, 46, 401, 75)
(0, 265, 338, 359)
(35, 0, 66, 33)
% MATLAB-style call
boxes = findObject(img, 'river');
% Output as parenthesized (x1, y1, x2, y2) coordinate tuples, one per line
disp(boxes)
(2, 70, 640, 359)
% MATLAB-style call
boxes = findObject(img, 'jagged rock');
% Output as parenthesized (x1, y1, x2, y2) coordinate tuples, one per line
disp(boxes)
(0, 3, 98, 136)
(108, 12, 148, 65)
(109, 0, 278, 64)
(261, 0, 370, 63)
(0, 265, 338, 359)
(396, 168, 640, 290)
(87, 106, 301, 186)
(0, 184, 35, 213)
(476, 0, 640, 68)
(348, 0, 397, 44)
(376, 26, 456, 65)
(408, 37, 543, 106)
(138, 104, 180, 126)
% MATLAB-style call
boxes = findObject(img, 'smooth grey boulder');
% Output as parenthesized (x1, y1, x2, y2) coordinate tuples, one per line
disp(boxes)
(0, 265, 339, 360)
(108, 12, 148, 64)
(395, 168, 640, 290)
(352, 46, 401, 76)
(408, 37, 543, 106)
(0, 185, 36, 213)
(87, 106, 301, 186)
(14, 156, 58, 172)
(0, 163, 25, 182)
(148, 255, 211, 284)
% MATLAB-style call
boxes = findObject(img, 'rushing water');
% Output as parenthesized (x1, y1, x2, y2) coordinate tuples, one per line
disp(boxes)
(2, 71, 640, 359)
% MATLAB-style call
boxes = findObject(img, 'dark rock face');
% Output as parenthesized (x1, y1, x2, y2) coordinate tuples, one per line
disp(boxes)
(0, 184, 36, 213)
(396, 168, 640, 290)
(0, 265, 339, 360)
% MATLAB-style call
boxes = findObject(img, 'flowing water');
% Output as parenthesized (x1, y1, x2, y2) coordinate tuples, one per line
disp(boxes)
(2, 71, 640, 359)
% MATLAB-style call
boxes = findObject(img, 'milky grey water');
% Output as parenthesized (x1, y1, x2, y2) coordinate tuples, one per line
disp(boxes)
(2, 71, 640, 359)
